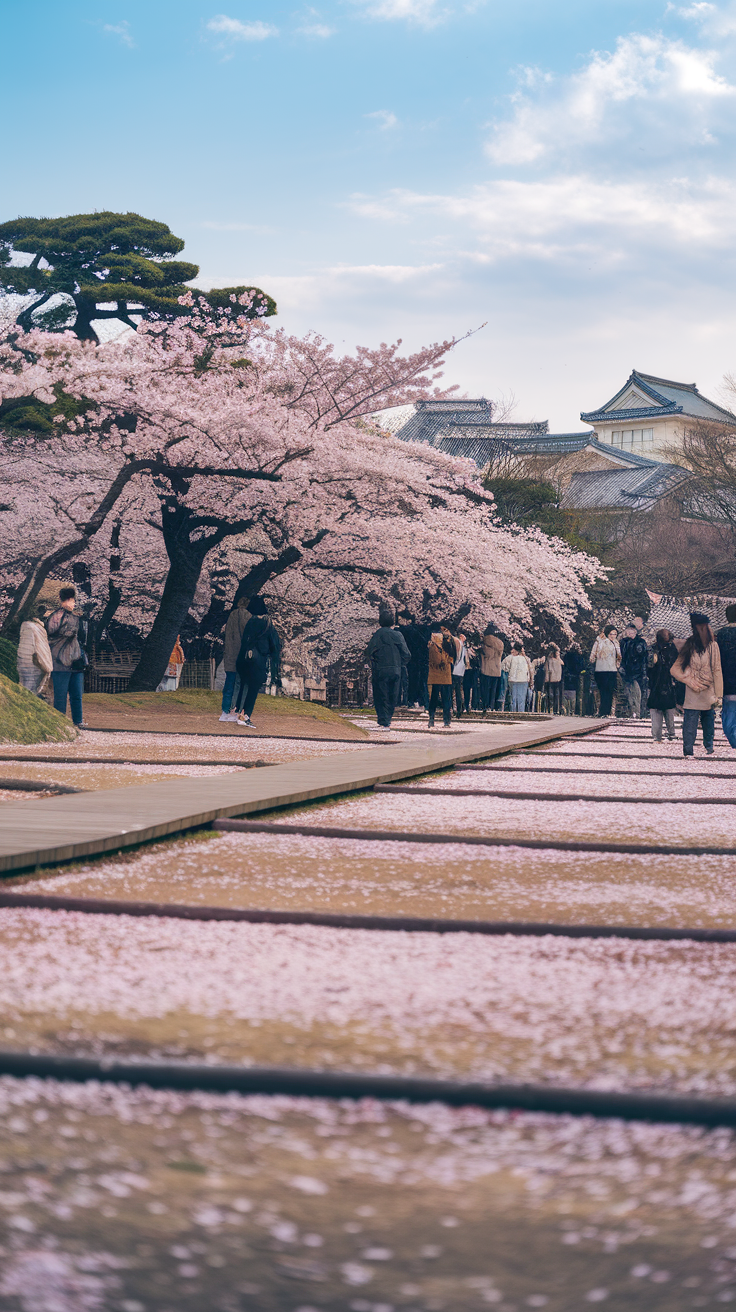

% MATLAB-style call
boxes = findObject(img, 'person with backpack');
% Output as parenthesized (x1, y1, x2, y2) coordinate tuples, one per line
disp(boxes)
(427, 623, 456, 728)
(619, 624, 649, 718)
(647, 629, 679, 742)
(366, 608, 410, 728)
(46, 585, 89, 729)
(672, 611, 723, 757)
(235, 596, 281, 729)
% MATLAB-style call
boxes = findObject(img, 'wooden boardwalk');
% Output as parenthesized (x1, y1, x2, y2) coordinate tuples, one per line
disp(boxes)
(0, 718, 601, 874)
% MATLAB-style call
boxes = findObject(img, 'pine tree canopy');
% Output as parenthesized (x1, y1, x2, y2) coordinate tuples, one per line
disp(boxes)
(0, 211, 276, 342)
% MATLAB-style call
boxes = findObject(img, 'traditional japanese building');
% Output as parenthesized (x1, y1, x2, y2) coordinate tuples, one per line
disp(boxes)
(371, 373, 736, 514)
(579, 370, 736, 461)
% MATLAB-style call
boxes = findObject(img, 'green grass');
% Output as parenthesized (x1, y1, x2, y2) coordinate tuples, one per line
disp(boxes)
(0, 638, 19, 683)
(83, 687, 365, 729)
(0, 672, 76, 743)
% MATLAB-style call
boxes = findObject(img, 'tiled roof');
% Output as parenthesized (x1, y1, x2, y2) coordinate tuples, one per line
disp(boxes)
(581, 370, 736, 426)
(560, 462, 690, 511)
(647, 593, 736, 638)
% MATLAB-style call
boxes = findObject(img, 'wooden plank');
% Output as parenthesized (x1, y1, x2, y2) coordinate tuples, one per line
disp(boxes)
(0, 718, 603, 873)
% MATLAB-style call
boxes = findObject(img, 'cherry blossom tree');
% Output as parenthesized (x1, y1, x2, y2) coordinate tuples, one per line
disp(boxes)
(0, 309, 602, 687)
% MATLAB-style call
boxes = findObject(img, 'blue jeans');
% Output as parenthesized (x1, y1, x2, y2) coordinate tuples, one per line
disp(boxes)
(52, 670, 84, 725)
(683, 707, 715, 754)
(722, 700, 736, 748)
(510, 681, 528, 713)
(221, 670, 240, 713)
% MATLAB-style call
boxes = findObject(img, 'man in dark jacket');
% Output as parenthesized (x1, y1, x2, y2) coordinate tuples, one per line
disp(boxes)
(367, 608, 410, 728)
(561, 646, 585, 714)
(717, 603, 736, 747)
(619, 625, 648, 718)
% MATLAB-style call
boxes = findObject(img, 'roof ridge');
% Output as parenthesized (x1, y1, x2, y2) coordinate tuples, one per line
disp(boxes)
(634, 371, 697, 393)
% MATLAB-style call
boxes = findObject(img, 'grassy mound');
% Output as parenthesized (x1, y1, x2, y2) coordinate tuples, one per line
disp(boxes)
(0, 672, 77, 743)
(0, 638, 19, 683)
(83, 688, 366, 731)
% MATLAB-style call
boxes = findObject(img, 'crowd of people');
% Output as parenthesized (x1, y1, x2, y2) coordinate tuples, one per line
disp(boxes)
(365, 603, 736, 755)
(588, 605, 736, 757)
(365, 609, 586, 730)
(15, 585, 736, 758)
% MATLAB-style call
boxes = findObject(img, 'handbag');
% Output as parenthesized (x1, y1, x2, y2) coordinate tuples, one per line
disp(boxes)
(71, 650, 89, 673)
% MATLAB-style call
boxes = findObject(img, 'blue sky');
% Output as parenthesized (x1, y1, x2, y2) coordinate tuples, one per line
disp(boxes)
(5, 0, 736, 428)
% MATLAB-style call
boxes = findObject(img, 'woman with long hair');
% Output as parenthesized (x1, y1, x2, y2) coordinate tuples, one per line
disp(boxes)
(647, 628, 679, 743)
(589, 624, 620, 718)
(671, 612, 723, 757)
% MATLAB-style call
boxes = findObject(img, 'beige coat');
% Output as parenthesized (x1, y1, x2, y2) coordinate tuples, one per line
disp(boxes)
(223, 601, 250, 672)
(672, 642, 723, 710)
(544, 654, 563, 682)
(17, 619, 53, 675)
(480, 634, 504, 677)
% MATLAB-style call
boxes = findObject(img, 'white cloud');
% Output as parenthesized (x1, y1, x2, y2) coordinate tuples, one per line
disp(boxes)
(298, 22, 336, 36)
(486, 33, 736, 166)
(347, 173, 736, 262)
(365, 109, 399, 129)
(207, 15, 278, 42)
(352, 0, 450, 27)
(103, 21, 134, 47)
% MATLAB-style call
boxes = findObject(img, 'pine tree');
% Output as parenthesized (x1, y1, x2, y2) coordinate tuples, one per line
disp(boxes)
(0, 211, 275, 342)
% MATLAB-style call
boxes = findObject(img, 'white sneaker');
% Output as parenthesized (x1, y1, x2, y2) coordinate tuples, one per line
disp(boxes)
(237, 714, 254, 728)
(226, 712, 239, 721)
(218, 712, 230, 722)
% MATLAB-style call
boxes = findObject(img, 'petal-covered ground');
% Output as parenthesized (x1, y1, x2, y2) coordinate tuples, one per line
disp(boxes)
(2, 907, 736, 1093)
(15, 828, 736, 928)
(0, 1078, 734, 1312)
(281, 790, 736, 847)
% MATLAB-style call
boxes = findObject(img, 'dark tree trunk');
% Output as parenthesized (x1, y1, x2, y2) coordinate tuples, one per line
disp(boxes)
(127, 503, 208, 692)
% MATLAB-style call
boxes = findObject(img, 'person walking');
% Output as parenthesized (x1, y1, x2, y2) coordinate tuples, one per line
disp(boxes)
(235, 596, 281, 729)
(17, 603, 53, 696)
(562, 644, 584, 714)
(502, 643, 533, 713)
(427, 623, 455, 727)
(590, 625, 620, 717)
(46, 586, 88, 728)
(672, 612, 722, 757)
(402, 615, 430, 711)
(647, 628, 679, 743)
(367, 608, 410, 729)
(544, 644, 563, 714)
(479, 625, 504, 713)
(393, 623, 410, 707)
(451, 631, 469, 718)
(716, 604, 736, 749)
(219, 595, 250, 721)
(619, 624, 648, 718)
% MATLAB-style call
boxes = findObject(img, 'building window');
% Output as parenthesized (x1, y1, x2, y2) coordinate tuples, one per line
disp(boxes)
(610, 428, 654, 448)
